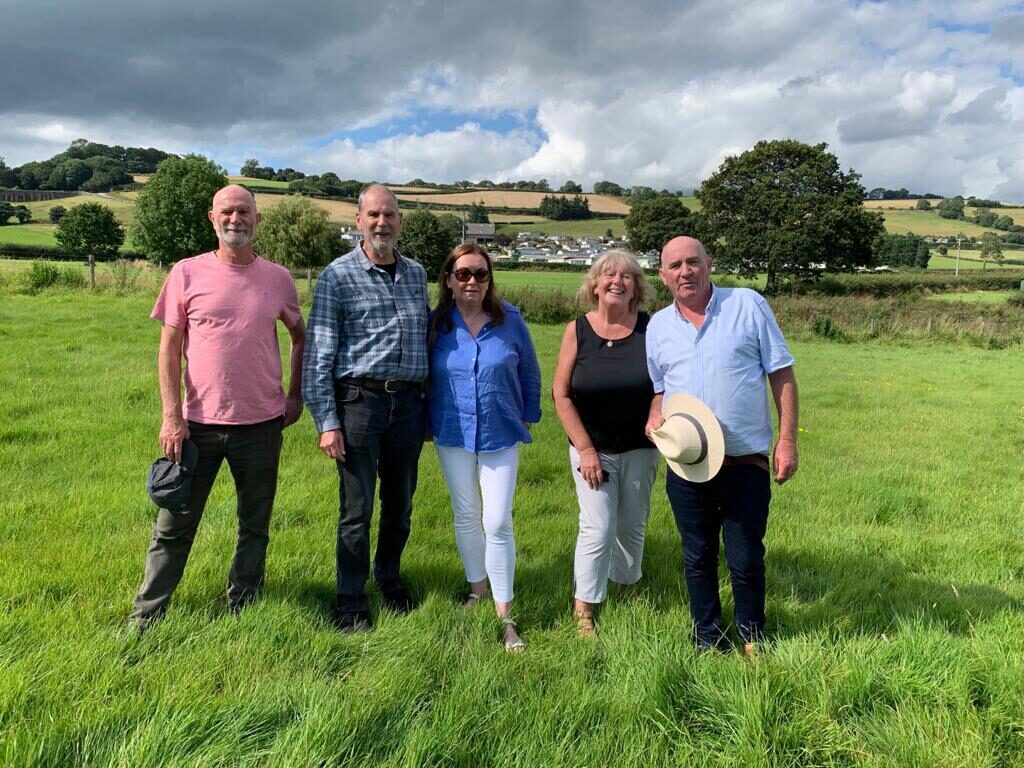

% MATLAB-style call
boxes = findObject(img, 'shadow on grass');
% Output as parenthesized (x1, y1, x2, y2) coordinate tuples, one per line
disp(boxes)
(769, 546, 1021, 638)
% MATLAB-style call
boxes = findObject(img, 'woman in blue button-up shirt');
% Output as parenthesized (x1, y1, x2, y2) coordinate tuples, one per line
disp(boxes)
(428, 243, 541, 652)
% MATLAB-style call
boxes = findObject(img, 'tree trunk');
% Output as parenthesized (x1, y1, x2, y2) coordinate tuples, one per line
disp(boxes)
(306, 267, 313, 294)
(764, 260, 779, 295)
(88, 254, 95, 289)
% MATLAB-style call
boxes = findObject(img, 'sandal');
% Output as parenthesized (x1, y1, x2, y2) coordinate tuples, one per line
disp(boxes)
(463, 591, 488, 610)
(501, 618, 526, 653)
(575, 612, 596, 638)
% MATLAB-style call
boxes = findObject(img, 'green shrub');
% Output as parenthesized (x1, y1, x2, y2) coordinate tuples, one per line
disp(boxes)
(20, 261, 86, 293)
(811, 315, 846, 341)
(501, 287, 580, 324)
(26, 261, 61, 291)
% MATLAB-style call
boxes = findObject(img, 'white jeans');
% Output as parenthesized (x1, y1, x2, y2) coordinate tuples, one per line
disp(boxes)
(570, 445, 659, 603)
(435, 444, 520, 603)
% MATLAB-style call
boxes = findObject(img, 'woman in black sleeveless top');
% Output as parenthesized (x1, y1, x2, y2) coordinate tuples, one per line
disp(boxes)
(552, 249, 659, 636)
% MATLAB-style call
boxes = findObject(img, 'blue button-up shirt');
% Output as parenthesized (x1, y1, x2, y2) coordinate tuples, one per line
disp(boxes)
(428, 302, 542, 453)
(303, 244, 429, 433)
(646, 286, 794, 456)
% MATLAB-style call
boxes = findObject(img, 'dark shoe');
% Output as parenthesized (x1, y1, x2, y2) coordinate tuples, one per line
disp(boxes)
(694, 636, 727, 655)
(126, 612, 163, 637)
(333, 610, 372, 634)
(228, 595, 257, 616)
(380, 583, 415, 615)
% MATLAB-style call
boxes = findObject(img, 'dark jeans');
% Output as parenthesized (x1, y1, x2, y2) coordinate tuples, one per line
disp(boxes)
(334, 381, 425, 613)
(665, 464, 771, 645)
(132, 417, 284, 618)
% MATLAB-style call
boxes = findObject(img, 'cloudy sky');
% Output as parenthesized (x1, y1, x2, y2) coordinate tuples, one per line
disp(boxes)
(2, 0, 1023, 198)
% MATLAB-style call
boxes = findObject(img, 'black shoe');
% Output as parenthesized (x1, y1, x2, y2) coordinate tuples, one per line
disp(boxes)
(228, 595, 257, 616)
(694, 635, 727, 654)
(333, 609, 372, 634)
(380, 583, 415, 615)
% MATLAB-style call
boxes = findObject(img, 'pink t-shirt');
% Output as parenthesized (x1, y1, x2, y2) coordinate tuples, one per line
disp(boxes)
(152, 253, 302, 425)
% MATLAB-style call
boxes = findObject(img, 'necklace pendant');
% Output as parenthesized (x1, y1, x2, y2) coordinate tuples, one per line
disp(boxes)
(606, 340, 613, 347)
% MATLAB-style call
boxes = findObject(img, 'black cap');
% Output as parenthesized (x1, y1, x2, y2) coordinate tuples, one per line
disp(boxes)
(146, 439, 199, 513)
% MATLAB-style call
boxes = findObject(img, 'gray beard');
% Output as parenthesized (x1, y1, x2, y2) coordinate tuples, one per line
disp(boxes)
(369, 237, 395, 258)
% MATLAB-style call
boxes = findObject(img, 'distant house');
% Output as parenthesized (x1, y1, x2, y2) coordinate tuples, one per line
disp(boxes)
(465, 223, 496, 245)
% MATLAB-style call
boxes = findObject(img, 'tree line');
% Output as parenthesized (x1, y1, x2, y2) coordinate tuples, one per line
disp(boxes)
(0, 140, 171, 192)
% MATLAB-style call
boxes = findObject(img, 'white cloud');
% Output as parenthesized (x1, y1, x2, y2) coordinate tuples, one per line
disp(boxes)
(1, 0, 1023, 199)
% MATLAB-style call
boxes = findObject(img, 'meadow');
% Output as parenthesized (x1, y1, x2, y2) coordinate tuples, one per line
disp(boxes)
(1, 274, 1023, 766)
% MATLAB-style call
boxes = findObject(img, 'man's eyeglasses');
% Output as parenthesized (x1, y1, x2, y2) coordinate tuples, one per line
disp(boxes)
(451, 268, 491, 283)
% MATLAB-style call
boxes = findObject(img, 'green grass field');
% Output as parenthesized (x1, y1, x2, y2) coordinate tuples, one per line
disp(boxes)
(878, 210, 1002, 238)
(1, 285, 1022, 766)
(231, 177, 293, 190)
(494, 218, 629, 239)
(929, 291, 1017, 304)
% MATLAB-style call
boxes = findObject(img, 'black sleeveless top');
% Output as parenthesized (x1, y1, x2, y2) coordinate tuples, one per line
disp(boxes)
(569, 312, 655, 454)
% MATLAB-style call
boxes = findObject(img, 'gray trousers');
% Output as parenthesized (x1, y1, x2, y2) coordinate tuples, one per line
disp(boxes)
(132, 417, 283, 619)
(570, 445, 659, 603)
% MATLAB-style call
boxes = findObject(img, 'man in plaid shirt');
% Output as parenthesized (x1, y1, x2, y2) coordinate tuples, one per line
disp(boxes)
(303, 184, 429, 633)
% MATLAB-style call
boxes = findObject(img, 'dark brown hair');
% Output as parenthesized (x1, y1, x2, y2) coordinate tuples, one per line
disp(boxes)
(430, 243, 505, 345)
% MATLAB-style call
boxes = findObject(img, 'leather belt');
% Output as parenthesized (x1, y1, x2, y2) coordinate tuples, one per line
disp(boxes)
(339, 377, 421, 394)
(722, 454, 770, 473)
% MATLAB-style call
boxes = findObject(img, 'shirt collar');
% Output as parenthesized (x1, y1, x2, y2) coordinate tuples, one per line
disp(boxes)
(356, 242, 405, 274)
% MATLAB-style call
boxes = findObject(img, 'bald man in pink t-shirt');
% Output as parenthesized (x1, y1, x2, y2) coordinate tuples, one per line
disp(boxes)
(130, 185, 306, 628)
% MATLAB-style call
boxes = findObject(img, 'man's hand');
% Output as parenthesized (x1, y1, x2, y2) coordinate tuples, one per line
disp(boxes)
(283, 395, 304, 428)
(320, 429, 346, 461)
(644, 411, 665, 439)
(159, 417, 190, 464)
(772, 437, 798, 484)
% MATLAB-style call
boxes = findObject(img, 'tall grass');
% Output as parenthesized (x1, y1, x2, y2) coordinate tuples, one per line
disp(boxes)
(1, 288, 1022, 766)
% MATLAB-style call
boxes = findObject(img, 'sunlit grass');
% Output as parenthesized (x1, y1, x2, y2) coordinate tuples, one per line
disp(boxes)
(0, 287, 1022, 765)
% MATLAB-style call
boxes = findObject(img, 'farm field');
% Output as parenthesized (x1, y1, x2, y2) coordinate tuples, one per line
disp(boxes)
(877, 209, 1002, 237)
(231, 176, 292, 190)
(863, 199, 945, 209)
(495, 218, 628, 239)
(929, 291, 1017, 303)
(1, 288, 1023, 766)
(392, 190, 631, 215)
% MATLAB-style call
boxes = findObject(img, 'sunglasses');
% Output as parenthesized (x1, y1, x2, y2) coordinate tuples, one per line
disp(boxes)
(451, 268, 491, 283)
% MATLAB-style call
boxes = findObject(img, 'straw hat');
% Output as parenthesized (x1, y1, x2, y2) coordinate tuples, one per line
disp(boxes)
(649, 393, 725, 482)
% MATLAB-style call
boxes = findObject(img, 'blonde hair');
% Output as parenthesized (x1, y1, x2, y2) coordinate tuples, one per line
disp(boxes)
(576, 249, 655, 312)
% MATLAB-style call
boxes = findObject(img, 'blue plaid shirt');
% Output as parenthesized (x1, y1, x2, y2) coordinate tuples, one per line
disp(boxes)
(303, 244, 429, 433)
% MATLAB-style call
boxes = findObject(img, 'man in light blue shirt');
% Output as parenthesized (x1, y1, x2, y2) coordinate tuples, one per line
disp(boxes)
(646, 236, 799, 655)
(303, 184, 429, 633)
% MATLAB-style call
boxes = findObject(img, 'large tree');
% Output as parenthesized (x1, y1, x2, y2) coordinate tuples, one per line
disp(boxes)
(398, 209, 458, 280)
(624, 196, 694, 253)
(131, 155, 228, 263)
(55, 202, 125, 287)
(979, 232, 1003, 270)
(254, 196, 343, 290)
(696, 139, 884, 293)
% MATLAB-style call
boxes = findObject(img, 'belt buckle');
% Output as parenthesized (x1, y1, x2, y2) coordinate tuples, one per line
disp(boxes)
(384, 379, 400, 394)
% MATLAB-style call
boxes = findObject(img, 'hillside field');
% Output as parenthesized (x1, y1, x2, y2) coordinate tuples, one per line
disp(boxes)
(0, 288, 1022, 766)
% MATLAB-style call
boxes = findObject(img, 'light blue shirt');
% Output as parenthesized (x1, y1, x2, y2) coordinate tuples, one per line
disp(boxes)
(428, 302, 542, 453)
(646, 286, 794, 456)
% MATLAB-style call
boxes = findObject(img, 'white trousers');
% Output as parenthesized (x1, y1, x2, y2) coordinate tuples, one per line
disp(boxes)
(435, 444, 520, 603)
(570, 445, 659, 603)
